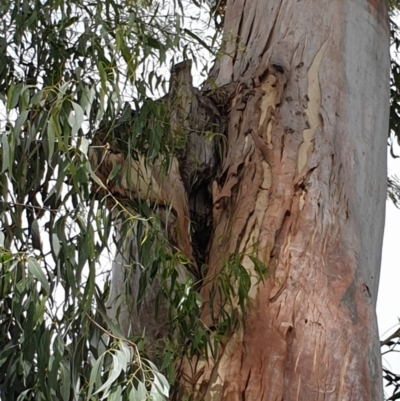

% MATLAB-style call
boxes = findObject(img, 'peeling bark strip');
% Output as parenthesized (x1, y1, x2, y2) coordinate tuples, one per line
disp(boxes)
(179, 0, 389, 400)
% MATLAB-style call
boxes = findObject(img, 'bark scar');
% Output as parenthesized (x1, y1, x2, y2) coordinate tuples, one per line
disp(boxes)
(297, 36, 330, 174)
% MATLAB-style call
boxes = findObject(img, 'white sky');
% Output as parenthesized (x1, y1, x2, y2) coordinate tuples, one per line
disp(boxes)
(378, 177, 400, 337)
(378, 148, 400, 395)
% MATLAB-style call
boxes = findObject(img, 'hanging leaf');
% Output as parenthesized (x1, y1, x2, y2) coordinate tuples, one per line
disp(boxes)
(31, 219, 42, 252)
(68, 102, 84, 137)
(27, 257, 50, 294)
(1, 134, 9, 174)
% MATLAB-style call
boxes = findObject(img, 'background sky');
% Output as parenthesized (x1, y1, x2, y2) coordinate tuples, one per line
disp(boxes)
(378, 148, 400, 395)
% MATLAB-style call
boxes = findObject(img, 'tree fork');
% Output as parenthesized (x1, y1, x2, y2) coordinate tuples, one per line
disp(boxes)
(89, 60, 226, 340)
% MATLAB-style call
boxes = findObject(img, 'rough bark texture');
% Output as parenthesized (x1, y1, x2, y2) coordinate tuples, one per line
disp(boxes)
(91, 0, 390, 399)
(178, 0, 389, 400)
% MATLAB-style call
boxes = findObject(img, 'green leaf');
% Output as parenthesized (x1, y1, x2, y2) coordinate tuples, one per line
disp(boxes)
(108, 385, 122, 401)
(94, 353, 123, 397)
(31, 219, 42, 252)
(98, 61, 108, 94)
(69, 101, 84, 137)
(60, 364, 71, 401)
(14, 111, 29, 136)
(118, 342, 131, 370)
(183, 28, 213, 52)
(89, 166, 107, 189)
(249, 255, 269, 281)
(107, 160, 121, 183)
(27, 257, 50, 294)
(1, 134, 9, 173)
(79, 137, 90, 155)
(147, 360, 169, 397)
(31, 89, 43, 106)
(48, 114, 62, 158)
(6, 83, 20, 111)
(130, 381, 147, 401)
(80, 86, 96, 117)
(153, 371, 170, 397)
(16, 388, 32, 401)
(21, 87, 30, 111)
(88, 354, 104, 398)
(51, 233, 61, 257)
(150, 383, 165, 401)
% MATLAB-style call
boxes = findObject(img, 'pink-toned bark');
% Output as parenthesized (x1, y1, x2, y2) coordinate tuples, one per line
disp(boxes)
(179, 1, 389, 400)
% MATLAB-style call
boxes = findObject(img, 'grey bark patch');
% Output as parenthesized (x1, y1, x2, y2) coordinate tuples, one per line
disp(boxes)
(340, 279, 358, 326)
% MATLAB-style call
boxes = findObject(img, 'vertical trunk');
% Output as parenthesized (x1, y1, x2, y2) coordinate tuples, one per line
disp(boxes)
(180, 0, 389, 400)
(98, 0, 389, 399)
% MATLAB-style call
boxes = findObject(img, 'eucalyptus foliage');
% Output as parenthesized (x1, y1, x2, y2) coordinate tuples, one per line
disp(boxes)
(0, 0, 218, 400)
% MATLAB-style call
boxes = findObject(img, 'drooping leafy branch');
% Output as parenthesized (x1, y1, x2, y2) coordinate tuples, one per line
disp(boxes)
(0, 0, 220, 400)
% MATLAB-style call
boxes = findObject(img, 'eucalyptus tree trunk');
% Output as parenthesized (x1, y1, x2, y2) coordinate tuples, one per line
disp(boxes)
(93, 0, 390, 399)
